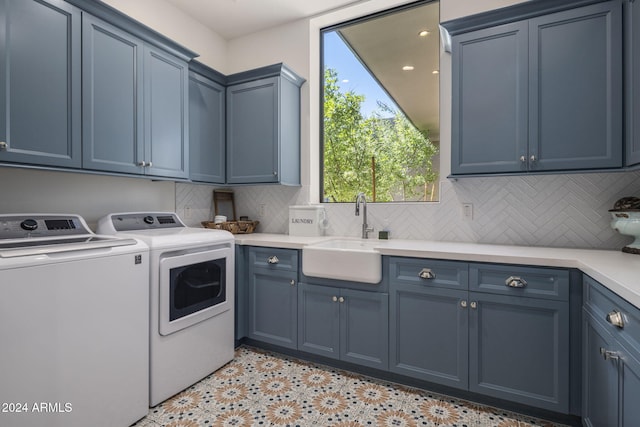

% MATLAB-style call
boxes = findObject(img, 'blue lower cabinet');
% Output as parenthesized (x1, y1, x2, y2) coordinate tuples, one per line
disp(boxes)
(583, 312, 619, 427)
(469, 292, 569, 413)
(235, 246, 248, 341)
(298, 283, 340, 358)
(583, 275, 640, 427)
(298, 283, 389, 370)
(621, 351, 640, 427)
(248, 268, 297, 349)
(390, 283, 469, 389)
(388, 257, 571, 413)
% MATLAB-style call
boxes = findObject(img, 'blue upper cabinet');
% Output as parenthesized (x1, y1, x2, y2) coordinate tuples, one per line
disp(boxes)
(0, 0, 196, 179)
(83, 15, 190, 179)
(189, 62, 226, 184)
(451, 22, 528, 174)
(625, 0, 640, 167)
(0, 0, 81, 168)
(226, 64, 305, 185)
(82, 13, 144, 175)
(529, 2, 622, 172)
(143, 46, 189, 179)
(449, 0, 623, 176)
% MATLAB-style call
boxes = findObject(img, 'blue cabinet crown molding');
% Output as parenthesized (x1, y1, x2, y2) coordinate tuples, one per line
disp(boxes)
(441, 0, 608, 36)
(65, 0, 198, 61)
(189, 59, 227, 85)
(227, 63, 306, 87)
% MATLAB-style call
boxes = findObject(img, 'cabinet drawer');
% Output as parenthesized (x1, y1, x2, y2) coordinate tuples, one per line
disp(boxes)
(470, 263, 569, 301)
(249, 247, 298, 272)
(387, 257, 468, 290)
(584, 274, 640, 355)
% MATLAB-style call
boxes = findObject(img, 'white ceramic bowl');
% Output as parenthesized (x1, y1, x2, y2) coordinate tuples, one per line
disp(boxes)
(610, 211, 640, 254)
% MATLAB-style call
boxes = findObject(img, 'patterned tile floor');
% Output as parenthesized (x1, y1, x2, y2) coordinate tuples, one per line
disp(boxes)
(132, 346, 568, 427)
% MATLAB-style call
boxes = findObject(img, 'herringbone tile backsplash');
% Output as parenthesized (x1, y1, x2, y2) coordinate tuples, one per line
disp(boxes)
(177, 171, 640, 250)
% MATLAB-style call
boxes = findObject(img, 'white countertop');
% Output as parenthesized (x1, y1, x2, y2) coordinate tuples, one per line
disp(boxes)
(235, 233, 640, 309)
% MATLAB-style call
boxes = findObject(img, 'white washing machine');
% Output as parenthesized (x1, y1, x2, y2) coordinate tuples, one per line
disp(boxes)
(97, 212, 235, 406)
(0, 214, 149, 427)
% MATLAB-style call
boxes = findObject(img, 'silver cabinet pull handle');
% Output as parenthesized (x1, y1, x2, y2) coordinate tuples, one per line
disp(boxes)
(460, 300, 467, 308)
(418, 268, 435, 280)
(519, 155, 526, 163)
(332, 296, 338, 302)
(338, 296, 345, 303)
(600, 347, 620, 361)
(530, 155, 537, 162)
(606, 310, 625, 328)
(290, 279, 295, 286)
(147, 161, 152, 167)
(505, 276, 527, 288)
(137, 161, 147, 167)
(0, 141, 7, 151)
(470, 301, 477, 309)
(267, 255, 279, 264)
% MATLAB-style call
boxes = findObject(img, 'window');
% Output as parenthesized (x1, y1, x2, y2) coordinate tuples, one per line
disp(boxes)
(321, 1, 440, 203)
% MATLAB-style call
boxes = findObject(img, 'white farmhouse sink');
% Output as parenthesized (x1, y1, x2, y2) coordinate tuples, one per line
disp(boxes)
(302, 238, 382, 284)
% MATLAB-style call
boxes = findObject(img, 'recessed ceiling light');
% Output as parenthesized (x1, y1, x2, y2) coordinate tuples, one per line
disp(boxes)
(418, 30, 430, 37)
(402, 65, 414, 71)
(432, 70, 439, 74)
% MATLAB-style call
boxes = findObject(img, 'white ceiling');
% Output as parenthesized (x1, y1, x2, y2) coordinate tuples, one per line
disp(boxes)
(163, 0, 369, 39)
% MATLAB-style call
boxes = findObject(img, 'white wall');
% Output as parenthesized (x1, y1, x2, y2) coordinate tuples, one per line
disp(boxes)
(441, 0, 529, 21)
(0, 168, 174, 230)
(101, 0, 228, 72)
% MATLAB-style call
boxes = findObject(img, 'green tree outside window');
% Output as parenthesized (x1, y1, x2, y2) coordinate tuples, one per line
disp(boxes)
(323, 68, 439, 203)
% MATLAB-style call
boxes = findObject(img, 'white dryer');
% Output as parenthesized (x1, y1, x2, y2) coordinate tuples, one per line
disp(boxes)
(97, 212, 235, 406)
(0, 214, 149, 427)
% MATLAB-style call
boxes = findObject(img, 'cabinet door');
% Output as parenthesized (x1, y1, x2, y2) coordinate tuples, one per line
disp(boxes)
(0, 0, 81, 167)
(390, 284, 468, 389)
(529, 1, 622, 171)
(248, 269, 297, 349)
(226, 77, 279, 184)
(189, 71, 225, 183)
(144, 46, 189, 179)
(298, 283, 340, 359)
(469, 293, 569, 413)
(451, 21, 528, 175)
(625, 0, 640, 166)
(583, 313, 619, 427)
(82, 13, 144, 174)
(621, 349, 640, 427)
(340, 288, 389, 370)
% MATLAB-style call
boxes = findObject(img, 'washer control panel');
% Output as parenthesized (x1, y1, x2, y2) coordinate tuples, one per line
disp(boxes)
(0, 215, 89, 239)
(100, 212, 186, 232)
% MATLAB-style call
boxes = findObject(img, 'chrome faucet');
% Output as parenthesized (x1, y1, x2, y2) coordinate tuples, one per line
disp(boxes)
(355, 192, 374, 239)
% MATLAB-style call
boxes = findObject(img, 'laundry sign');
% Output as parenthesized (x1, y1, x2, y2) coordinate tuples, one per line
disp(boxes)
(288, 206, 327, 236)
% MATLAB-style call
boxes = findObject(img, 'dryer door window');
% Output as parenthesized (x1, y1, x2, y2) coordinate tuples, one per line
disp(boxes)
(169, 259, 226, 321)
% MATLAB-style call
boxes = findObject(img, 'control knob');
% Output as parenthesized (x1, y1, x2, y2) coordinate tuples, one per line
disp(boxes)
(20, 219, 38, 231)
(143, 216, 155, 225)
